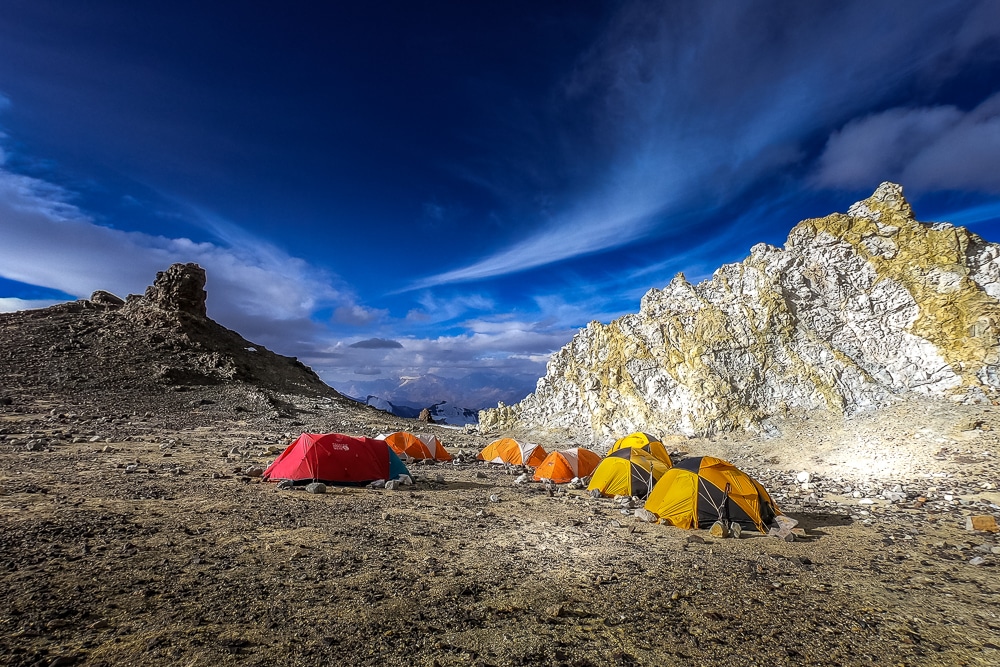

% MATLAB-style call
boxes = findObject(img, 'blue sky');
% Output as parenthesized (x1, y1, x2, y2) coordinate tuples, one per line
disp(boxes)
(1, 1, 1000, 409)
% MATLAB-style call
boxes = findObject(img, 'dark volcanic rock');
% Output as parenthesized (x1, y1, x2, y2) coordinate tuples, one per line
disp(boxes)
(89, 290, 125, 308)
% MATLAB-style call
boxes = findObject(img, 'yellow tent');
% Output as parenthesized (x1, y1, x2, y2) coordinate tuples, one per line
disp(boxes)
(644, 456, 780, 533)
(587, 448, 671, 499)
(607, 432, 672, 466)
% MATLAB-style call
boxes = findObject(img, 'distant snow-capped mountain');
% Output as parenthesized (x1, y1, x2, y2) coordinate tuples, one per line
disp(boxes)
(349, 395, 479, 426)
(425, 401, 479, 426)
(354, 395, 422, 419)
(337, 372, 534, 412)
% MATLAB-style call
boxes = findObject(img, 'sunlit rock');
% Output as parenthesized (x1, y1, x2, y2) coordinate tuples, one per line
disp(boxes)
(480, 183, 1000, 444)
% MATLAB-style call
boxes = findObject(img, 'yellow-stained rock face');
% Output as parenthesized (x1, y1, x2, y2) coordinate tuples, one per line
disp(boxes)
(480, 183, 1000, 445)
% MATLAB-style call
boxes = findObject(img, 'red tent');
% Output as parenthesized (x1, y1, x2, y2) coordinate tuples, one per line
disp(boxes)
(263, 433, 410, 484)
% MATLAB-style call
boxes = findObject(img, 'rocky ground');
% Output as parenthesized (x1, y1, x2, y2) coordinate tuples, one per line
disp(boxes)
(1, 389, 999, 667)
(2, 266, 999, 666)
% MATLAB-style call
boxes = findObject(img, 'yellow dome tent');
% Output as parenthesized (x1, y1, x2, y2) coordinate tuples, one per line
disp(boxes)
(607, 431, 672, 466)
(587, 448, 671, 499)
(644, 456, 781, 533)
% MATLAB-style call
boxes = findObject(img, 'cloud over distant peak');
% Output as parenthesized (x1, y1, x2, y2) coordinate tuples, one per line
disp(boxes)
(349, 338, 403, 349)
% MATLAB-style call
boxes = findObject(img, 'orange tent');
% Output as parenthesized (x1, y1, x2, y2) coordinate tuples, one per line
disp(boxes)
(533, 447, 601, 483)
(477, 437, 547, 466)
(416, 433, 453, 461)
(383, 431, 453, 461)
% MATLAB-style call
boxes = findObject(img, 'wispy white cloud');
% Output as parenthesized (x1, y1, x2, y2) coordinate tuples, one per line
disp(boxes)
(943, 200, 1000, 229)
(0, 297, 62, 313)
(405, 291, 495, 322)
(0, 134, 562, 406)
(0, 158, 351, 350)
(414, 1, 1000, 289)
(334, 303, 389, 326)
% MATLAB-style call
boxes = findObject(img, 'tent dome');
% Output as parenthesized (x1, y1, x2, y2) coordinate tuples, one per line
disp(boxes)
(644, 456, 780, 532)
(263, 433, 410, 485)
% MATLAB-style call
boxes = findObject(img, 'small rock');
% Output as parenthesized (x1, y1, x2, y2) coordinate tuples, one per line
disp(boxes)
(634, 508, 658, 523)
(489, 494, 500, 503)
(685, 534, 705, 544)
(969, 556, 986, 566)
(398, 474, 413, 486)
(514, 473, 529, 485)
(276, 479, 294, 490)
(305, 482, 327, 494)
(796, 471, 811, 483)
(369, 479, 386, 489)
(385, 480, 400, 491)
(435, 474, 445, 483)
(244, 466, 264, 478)
(966, 515, 999, 532)
(708, 520, 730, 538)
(475, 471, 488, 479)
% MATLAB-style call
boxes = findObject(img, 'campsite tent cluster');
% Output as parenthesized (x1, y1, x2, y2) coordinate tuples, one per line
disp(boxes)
(262, 430, 453, 486)
(477, 432, 781, 533)
(263, 430, 781, 534)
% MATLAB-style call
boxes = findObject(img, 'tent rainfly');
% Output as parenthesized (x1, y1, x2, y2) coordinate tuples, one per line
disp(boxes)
(533, 447, 602, 483)
(263, 432, 410, 485)
(644, 456, 781, 533)
(607, 432, 672, 466)
(587, 448, 671, 499)
(383, 431, 453, 461)
(477, 438, 547, 466)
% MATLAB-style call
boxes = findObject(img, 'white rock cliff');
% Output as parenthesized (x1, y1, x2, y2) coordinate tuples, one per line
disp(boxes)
(479, 183, 1000, 444)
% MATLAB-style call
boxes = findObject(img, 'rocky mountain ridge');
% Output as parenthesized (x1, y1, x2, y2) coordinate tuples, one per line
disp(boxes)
(480, 183, 1000, 445)
(0, 263, 350, 421)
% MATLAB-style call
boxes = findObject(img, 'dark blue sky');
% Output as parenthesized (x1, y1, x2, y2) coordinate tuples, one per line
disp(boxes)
(2, 1, 1000, 408)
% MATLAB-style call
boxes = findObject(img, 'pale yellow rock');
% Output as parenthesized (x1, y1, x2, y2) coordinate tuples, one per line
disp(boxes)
(480, 183, 1000, 445)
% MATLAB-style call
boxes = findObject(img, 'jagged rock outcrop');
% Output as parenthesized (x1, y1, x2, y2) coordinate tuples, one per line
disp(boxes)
(121, 262, 208, 324)
(480, 183, 1000, 444)
(0, 263, 345, 417)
